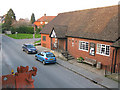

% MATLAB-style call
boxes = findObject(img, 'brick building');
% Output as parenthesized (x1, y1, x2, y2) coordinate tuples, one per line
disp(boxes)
(40, 5, 120, 71)
(34, 14, 56, 29)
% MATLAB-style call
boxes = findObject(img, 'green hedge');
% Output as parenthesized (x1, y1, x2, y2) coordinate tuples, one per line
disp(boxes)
(10, 26, 34, 34)
(6, 34, 41, 39)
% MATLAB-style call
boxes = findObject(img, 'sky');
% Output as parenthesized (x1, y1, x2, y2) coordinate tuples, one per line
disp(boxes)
(0, 0, 119, 20)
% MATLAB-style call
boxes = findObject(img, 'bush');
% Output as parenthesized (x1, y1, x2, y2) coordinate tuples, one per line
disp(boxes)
(10, 26, 34, 34)
(77, 57, 84, 63)
(36, 28, 41, 34)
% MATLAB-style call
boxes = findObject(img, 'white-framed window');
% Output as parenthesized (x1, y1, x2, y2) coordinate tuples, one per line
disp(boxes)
(79, 41, 89, 52)
(96, 43, 110, 56)
(40, 22, 43, 24)
(45, 22, 48, 24)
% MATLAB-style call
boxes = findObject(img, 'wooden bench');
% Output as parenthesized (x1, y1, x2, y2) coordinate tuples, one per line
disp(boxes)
(83, 57, 97, 66)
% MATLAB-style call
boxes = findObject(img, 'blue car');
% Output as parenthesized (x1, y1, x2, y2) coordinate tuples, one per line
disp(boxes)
(22, 44, 37, 54)
(35, 51, 56, 65)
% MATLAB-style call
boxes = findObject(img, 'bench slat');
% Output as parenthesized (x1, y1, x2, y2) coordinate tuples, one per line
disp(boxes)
(83, 57, 96, 66)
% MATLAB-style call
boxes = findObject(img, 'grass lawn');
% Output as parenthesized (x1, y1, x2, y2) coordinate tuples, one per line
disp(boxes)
(34, 40, 41, 46)
(34, 40, 41, 44)
(6, 33, 41, 39)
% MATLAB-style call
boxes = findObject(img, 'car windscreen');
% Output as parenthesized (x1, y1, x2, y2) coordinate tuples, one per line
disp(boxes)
(27, 45, 35, 48)
(46, 54, 55, 57)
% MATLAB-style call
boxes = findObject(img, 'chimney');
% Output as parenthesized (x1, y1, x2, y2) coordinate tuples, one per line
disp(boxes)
(44, 14, 46, 17)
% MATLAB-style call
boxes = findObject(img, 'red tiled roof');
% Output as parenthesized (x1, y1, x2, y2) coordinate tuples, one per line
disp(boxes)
(34, 21, 40, 26)
(37, 16, 56, 22)
(34, 15, 56, 26)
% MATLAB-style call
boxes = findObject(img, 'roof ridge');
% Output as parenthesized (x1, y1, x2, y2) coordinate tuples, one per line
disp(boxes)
(58, 5, 118, 15)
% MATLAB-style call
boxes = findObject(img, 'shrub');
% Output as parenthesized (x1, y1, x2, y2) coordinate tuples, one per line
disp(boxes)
(10, 26, 34, 34)
(77, 57, 84, 63)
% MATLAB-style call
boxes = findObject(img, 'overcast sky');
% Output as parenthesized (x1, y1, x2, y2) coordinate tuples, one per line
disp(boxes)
(0, 0, 119, 20)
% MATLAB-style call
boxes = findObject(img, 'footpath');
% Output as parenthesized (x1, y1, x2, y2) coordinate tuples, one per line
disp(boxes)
(36, 46, 119, 89)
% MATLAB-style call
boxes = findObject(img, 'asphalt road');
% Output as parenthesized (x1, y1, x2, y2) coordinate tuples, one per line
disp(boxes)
(2, 35, 103, 88)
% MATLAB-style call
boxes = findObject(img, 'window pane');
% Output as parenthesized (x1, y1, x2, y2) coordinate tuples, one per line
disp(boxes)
(79, 41, 88, 51)
(43, 36, 46, 41)
(106, 46, 110, 55)
(80, 42, 82, 49)
(86, 42, 88, 50)
(97, 44, 101, 53)
(101, 45, 105, 54)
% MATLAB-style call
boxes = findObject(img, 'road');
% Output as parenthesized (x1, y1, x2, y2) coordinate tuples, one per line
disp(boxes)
(2, 35, 103, 88)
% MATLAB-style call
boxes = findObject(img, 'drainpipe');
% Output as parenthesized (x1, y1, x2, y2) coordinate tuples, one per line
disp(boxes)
(51, 38, 52, 50)
(57, 39, 59, 50)
(113, 48, 118, 73)
(111, 49, 115, 74)
(66, 38, 67, 51)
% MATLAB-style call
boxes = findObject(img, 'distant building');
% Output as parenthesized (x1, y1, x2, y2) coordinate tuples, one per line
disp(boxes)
(34, 14, 56, 29)
(19, 18, 30, 22)
(0, 14, 6, 24)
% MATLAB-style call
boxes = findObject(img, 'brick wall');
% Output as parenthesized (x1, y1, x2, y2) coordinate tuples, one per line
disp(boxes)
(41, 34, 51, 49)
(41, 34, 119, 67)
(67, 37, 114, 66)
(117, 48, 120, 64)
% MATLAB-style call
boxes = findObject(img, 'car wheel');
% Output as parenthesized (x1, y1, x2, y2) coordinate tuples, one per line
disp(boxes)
(26, 51, 29, 54)
(43, 61, 46, 65)
(35, 56, 38, 60)
(22, 48, 24, 51)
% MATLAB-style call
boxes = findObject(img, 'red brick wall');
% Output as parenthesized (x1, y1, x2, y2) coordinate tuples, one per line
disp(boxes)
(117, 48, 120, 64)
(41, 34, 51, 49)
(67, 37, 114, 66)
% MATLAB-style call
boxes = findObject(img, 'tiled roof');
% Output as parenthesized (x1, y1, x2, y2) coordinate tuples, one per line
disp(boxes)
(40, 5, 119, 42)
(50, 25, 68, 38)
(37, 16, 56, 22)
(111, 39, 120, 48)
(34, 16, 56, 26)
(34, 21, 40, 26)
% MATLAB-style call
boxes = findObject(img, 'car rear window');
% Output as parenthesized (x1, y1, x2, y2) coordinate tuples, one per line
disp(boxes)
(27, 45, 35, 48)
(46, 54, 55, 57)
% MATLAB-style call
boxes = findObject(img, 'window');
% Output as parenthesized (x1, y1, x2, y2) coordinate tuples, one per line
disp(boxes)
(40, 22, 43, 24)
(96, 43, 110, 56)
(43, 36, 46, 41)
(46, 54, 55, 57)
(79, 41, 89, 52)
(45, 22, 48, 24)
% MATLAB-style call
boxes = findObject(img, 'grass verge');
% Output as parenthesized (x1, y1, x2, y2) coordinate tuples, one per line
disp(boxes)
(6, 33, 41, 39)
(34, 40, 41, 46)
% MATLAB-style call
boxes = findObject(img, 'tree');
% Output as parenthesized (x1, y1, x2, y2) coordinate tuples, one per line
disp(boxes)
(2, 8, 16, 32)
(31, 13, 35, 24)
(7, 8, 16, 20)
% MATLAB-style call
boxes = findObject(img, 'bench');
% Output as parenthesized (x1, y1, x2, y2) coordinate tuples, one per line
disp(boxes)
(83, 57, 97, 66)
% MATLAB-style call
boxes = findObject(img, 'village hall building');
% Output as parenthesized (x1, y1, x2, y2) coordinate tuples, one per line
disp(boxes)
(40, 5, 120, 71)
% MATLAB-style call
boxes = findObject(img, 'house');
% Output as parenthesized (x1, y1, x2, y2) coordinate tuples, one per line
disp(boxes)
(34, 14, 56, 29)
(40, 5, 120, 72)
(0, 14, 6, 24)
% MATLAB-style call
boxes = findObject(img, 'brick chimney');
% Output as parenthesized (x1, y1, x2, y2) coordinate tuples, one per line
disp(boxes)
(44, 14, 46, 17)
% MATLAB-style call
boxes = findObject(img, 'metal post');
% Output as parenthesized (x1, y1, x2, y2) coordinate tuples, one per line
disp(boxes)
(104, 65, 107, 77)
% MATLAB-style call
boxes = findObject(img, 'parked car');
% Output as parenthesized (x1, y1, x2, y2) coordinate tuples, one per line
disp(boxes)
(22, 44, 37, 54)
(35, 51, 56, 65)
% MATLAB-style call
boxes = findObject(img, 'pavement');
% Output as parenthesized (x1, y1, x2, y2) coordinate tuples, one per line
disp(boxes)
(36, 45, 119, 89)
